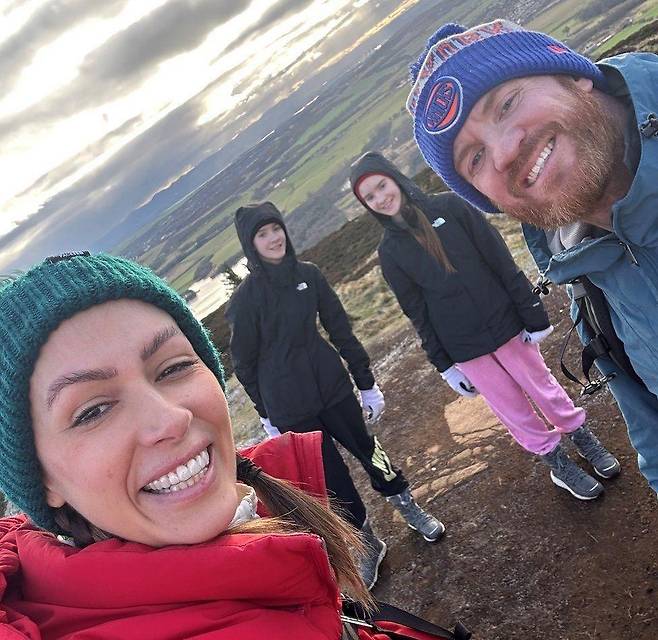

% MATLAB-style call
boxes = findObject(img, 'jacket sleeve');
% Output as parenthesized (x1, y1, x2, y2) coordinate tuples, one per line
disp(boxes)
(379, 249, 453, 373)
(225, 291, 267, 418)
(313, 265, 375, 390)
(521, 223, 552, 274)
(457, 200, 550, 332)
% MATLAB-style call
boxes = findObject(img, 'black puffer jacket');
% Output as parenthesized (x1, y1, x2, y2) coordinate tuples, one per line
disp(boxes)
(350, 152, 549, 372)
(225, 202, 375, 427)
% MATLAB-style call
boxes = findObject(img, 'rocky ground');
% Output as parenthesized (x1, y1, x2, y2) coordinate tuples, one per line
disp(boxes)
(227, 266, 657, 639)
(345, 289, 657, 639)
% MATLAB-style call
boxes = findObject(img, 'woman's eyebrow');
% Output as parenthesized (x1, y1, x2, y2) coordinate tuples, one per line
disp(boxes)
(47, 368, 118, 409)
(141, 325, 181, 361)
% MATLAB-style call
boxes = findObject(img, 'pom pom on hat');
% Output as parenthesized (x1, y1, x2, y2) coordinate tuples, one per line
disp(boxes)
(409, 23, 467, 82)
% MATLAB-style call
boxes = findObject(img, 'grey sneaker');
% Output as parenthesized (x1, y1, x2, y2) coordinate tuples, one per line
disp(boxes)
(358, 520, 387, 590)
(387, 488, 445, 542)
(569, 426, 621, 479)
(540, 443, 603, 500)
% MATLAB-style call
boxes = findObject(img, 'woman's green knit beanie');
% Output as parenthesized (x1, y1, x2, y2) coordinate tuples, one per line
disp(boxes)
(0, 252, 224, 533)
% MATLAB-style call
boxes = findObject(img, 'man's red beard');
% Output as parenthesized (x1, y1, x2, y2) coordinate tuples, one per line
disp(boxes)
(494, 82, 626, 230)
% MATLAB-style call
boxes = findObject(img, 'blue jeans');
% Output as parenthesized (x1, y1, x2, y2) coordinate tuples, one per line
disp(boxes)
(592, 353, 658, 494)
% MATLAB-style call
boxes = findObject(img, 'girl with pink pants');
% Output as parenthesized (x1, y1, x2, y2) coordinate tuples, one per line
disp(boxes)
(350, 151, 620, 500)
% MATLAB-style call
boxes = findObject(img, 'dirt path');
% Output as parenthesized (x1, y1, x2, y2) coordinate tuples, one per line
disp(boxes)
(347, 289, 657, 639)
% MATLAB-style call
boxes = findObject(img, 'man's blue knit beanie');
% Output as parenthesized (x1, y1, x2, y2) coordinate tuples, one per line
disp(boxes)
(407, 20, 607, 212)
(0, 252, 224, 533)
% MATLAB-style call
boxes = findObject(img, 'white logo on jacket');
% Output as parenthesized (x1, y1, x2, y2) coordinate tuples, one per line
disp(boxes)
(296, 282, 308, 291)
(432, 217, 446, 228)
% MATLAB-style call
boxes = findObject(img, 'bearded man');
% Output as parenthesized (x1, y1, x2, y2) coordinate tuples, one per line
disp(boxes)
(407, 20, 658, 493)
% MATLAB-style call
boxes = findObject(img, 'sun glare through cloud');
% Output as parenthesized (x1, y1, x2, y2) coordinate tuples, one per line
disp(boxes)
(0, 0, 411, 271)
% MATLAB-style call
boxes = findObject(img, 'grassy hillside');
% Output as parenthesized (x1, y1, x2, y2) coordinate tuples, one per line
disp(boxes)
(117, 0, 656, 293)
(203, 5, 658, 402)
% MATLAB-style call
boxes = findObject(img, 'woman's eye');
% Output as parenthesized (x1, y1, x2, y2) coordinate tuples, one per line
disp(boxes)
(157, 358, 199, 381)
(72, 402, 113, 427)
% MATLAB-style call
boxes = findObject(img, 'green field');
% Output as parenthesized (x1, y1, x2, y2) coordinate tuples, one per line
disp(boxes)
(125, 0, 658, 294)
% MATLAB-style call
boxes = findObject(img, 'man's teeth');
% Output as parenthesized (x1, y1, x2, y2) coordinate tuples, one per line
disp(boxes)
(144, 449, 210, 493)
(526, 139, 554, 186)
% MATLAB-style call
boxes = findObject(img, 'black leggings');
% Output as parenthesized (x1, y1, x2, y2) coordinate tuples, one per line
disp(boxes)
(282, 393, 408, 528)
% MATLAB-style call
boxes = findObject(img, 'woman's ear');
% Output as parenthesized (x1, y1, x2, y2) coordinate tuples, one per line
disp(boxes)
(44, 480, 66, 508)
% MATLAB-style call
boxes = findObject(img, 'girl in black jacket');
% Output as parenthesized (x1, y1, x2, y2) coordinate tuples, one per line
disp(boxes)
(225, 202, 444, 589)
(350, 152, 620, 501)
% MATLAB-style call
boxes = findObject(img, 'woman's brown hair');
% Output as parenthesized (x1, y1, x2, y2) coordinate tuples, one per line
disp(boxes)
(54, 454, 371, 607)
(399, 196, 455, 273)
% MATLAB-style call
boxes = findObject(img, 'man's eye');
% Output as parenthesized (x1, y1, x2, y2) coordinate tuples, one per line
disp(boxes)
(471, 149, 483, 172)
(500, 93, 516, 116)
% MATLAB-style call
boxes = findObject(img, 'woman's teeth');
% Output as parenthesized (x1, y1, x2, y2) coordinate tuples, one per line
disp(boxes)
(526, 139, 554, 186)
(143, 449, 210, 494)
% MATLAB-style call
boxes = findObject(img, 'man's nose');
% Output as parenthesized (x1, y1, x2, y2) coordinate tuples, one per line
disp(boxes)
(491, 126, 524, 173)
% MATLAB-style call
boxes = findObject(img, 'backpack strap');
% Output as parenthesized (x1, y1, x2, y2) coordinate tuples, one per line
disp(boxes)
(558, 276, 648, 395)
(342, 599, 472, 640)
(578, 277, 645, 386)
(558, 285, 616, 396)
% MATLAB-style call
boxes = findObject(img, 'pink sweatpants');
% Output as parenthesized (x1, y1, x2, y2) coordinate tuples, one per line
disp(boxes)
(457, 333, 585, 455)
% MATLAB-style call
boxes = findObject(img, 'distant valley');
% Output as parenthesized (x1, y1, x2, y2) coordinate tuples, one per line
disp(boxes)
(111, 0, 658, 294)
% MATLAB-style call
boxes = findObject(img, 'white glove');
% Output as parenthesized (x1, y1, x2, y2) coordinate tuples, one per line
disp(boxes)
(259, 416, 281, 438)
(359, 383, 385, 422)
(521, 325, 554, 344)
(440, 365, 478, 398)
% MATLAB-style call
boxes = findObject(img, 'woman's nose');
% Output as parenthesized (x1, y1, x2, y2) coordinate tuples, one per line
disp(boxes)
(135, 387, 192, 446)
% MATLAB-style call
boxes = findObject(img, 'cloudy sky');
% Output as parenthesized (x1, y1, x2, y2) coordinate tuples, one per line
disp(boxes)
(0, 0, 410, 270)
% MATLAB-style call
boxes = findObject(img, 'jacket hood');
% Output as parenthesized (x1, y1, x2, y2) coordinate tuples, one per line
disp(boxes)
(601, 53, 658, 247)
(234, 202, 296, 272)
(350, 151, 431, 230)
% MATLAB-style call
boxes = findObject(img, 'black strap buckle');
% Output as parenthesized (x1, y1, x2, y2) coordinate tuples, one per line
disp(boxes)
(581, 373, 616, 396)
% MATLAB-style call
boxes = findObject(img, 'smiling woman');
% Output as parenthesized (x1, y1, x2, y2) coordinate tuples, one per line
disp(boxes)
(0, 252, 369, 638)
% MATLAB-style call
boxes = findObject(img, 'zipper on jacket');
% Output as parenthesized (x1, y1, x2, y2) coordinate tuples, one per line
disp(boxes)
(639, 112, 658, 138)
(620, 241, 639, 266)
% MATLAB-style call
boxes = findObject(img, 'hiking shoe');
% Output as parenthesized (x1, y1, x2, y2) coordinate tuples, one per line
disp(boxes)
(358, 520, 387, 590)
(386, 488, 445, 542)
(540, 444, 603, 500)
(569, 426, 621, 479)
